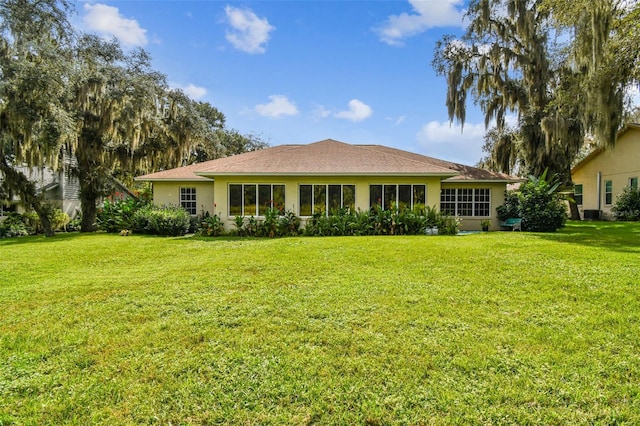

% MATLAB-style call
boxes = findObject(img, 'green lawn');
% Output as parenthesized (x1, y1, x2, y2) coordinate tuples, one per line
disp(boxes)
(1, 222, 639, 425)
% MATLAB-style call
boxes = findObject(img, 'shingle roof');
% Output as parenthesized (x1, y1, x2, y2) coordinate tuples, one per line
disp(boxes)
(135, 139, 518, 182)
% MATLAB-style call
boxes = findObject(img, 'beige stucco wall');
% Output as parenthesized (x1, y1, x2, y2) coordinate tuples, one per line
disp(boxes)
(572, 128, 640, 217)
(151, 176, 509, 232)
(152, 181, 216, 217)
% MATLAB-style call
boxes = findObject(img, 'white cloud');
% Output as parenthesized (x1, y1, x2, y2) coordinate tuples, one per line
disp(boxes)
(224, 6, 274, 54)
(83, 3, 148, 47)
(376, 0, 465, 46)
(312, 105, 332, 119)
(175, 84, 207, 100)
(335, 99, 373, 122)
(416, 120, 486, 164)
(255, 95, 299, 118)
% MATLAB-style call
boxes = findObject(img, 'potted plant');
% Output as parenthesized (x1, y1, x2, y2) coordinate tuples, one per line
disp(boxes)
(480, 219, 491, 232)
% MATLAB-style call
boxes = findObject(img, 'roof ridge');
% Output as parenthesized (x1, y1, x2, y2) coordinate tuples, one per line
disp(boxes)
(197, 144, 302, 172)
(358, 144, 459, 175)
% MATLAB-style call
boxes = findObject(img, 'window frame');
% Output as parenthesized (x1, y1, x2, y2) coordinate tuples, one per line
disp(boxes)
(228, 183, 286, 217)
(629, 177, 638, 191)
(604, 180, 613, 205)
(299, 184, 356, 217)
(574, 184, 583, 206)
(179, 187, 197, 216)
(440, 188, 491, 217)
(369, 184, 427, 211)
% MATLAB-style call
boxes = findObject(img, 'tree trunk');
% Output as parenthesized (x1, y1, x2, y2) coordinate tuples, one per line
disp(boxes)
(76, 143, 101, 232)
(568, 199, 581, 220)
(0, 158, 55, 236)
(80, 191, 98, 232)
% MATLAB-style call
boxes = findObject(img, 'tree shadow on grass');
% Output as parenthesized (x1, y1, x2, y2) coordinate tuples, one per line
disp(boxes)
(530, 220, 640, 253)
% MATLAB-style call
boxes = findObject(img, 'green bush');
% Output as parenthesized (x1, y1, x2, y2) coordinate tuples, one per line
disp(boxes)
(611, 186, 640, 221)
(497, 170, 567, 232)
(197, 213, 224, 237)
(133, 205, 191, 236)
(496, 190, 520, 222)
(0, 213, 29, 238)
(98, 197, 149, 233)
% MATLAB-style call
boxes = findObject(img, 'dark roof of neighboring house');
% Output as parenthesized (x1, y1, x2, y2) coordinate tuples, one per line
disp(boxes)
(572, 123, 640, 173)
(136, 139, 518, 182)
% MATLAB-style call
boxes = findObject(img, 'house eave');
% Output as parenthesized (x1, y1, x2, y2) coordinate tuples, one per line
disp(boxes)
(442, 178, 523, 184)
(134, 177, 213, 182)
(194, 171, 460, 178)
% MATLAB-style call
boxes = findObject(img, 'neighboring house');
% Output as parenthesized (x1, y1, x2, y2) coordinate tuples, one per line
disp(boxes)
(571, 123, 640, 219)
(1, 157, 133, 219)
(135, 139, 519, 231)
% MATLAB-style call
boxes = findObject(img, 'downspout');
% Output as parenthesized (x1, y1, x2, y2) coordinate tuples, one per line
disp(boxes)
(597, 172, 602, 213)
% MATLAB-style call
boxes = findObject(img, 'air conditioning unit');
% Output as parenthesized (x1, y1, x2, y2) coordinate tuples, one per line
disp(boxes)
(583, 209, 601, 220)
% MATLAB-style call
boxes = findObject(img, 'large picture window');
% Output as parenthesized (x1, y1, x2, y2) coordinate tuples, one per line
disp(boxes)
(369, 184, 426, 211)
(440, 188, 491, 217)
(229, 184, 285, 216)
(180, 187, 197, 215)
(299, 184, 355, 216)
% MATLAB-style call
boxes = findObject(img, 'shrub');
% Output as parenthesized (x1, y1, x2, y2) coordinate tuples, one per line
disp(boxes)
(277, 210, 300, 237)
(51, 210, 70, 231)
(98, 197, 149, 233)
(611, 186, 640, 221)
(197, 213, 224, 237)
(3, 207, 69, 236)
(439, 215, 461, 235)
(496, 190, 520, 222)
(133, 205, 191, 236)
(0, 213, 29, 238)
(498, 170, 567, 232)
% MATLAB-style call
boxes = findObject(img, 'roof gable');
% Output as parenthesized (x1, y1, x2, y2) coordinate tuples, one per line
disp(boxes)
(136, 139, 518, 182)
(572, 123, 640, 173)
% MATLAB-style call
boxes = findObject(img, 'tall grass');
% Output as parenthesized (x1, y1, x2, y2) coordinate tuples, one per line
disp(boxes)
(1, 222, 639, 424)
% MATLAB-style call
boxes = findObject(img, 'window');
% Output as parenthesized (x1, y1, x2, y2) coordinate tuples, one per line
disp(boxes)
(604, 180, 613, 205)
(180, 187, 197, 215)
(369, 184, 426, 211)
(440, 188, 491, 217)
(630, 177, 638, 191)
(229, 184, 285, 216)
(574, 184, 583, 205)
(0, 203, 16, 217)
(299, 184, 355, 216)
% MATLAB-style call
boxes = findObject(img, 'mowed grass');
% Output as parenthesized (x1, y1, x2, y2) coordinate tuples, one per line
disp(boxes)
(1, 222, 640, 425)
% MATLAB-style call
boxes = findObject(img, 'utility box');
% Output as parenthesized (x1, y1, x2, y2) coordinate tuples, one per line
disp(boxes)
(583, 209, 601, 220)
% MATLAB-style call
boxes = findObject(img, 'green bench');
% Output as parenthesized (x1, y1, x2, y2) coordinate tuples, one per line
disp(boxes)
(499, 217, 522, 231)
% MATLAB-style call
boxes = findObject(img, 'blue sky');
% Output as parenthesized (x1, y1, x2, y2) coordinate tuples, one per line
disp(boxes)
(73, 0, 496, 165)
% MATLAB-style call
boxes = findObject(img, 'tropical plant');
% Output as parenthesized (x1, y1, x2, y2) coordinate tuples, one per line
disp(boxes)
(197, 213, 224, 237)
(518, 170, 568, 232)
(97, 197, 148, 233)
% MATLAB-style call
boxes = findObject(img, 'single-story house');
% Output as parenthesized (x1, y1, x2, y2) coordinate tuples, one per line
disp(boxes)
(571, 123, 640, 219)
(135, 139, 519, 231)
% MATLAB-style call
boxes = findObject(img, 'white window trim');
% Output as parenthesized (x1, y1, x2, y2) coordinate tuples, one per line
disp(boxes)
(369, 184, 428, 211)
(440, 188, 492, 218)
(228, 183, 285, 218)
(299, 184, 356, 217)
(179, 187, 197, 216)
